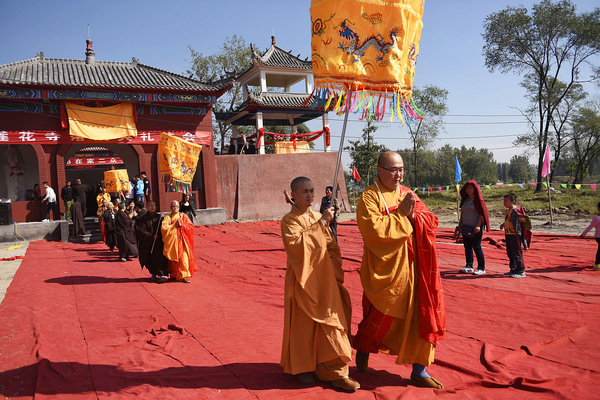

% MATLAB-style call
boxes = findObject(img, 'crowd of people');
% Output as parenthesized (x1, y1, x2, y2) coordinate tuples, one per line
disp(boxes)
(96, 187, 198, 284)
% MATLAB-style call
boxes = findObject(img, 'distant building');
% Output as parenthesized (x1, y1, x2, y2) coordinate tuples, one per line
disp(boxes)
(0, 40, 233, 221)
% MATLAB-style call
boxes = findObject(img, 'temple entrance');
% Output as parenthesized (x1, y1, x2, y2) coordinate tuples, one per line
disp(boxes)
(0, 144, 39, 202)
(64, 144, 139, 216)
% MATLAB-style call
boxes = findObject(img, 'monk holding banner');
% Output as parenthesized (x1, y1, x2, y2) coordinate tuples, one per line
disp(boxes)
(280, 177, 360, 392)
(161, 200, 197, 283)
(354, 151, 445, 389)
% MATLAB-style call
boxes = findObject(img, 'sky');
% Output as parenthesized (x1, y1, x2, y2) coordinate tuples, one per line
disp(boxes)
(1, 0, 598, 170)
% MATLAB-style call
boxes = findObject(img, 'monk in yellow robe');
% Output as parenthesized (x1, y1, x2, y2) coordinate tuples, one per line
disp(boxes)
(354, 151, 445, 389)
(280, 176, 360, 392)
(161, 200, 197, 283)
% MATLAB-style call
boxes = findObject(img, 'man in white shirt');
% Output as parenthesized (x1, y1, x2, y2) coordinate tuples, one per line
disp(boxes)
(42, 181, 63, 221)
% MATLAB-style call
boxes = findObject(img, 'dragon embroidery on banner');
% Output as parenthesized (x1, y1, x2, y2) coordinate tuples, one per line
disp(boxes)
(337, 19, 402, 62)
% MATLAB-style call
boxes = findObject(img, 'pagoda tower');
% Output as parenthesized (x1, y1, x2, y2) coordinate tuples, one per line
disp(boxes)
(216, 36, 330, 154)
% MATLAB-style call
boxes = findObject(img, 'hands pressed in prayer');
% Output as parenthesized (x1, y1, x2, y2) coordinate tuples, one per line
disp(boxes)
(398, 191, 416, 223)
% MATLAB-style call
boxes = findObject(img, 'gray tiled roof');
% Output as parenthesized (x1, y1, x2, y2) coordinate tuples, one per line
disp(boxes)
(0, 54, 233, 92)
(247, 92, 312, 108)
(252, 44, 312, 70)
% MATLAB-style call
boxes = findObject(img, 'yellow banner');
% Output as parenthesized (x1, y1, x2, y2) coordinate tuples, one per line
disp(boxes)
(104, 169, 130, 193)
(310, 0, 424, 98)
(158, 133, 202, 193)
(66, 102, 137, 140)
(274, 141, 311, 154)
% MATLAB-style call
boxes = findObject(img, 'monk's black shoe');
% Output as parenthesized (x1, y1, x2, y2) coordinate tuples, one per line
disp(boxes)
(296, 372, 315, 384)
(356, 351, 369, 372)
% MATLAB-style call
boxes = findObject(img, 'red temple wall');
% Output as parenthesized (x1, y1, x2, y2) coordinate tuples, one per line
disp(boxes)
(215, 152, 349, 220)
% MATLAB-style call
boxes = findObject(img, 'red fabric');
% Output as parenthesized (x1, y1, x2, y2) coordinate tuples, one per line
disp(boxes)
(0, 223, 598, 399)
(352, 165, 361, 181)
(353, 293, 394, 353)
(0, 255, 25, 261)
(459, 180, 490, 232)
(413, 202, 446, 345)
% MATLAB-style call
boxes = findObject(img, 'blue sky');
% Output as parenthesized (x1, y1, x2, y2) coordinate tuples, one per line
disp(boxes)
(1, 0, 598, 168)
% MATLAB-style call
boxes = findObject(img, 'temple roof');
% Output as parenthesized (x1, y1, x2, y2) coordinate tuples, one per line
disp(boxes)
(0, 54, 233, 93)
(215, 92, 321, 126)
(250, 43, 312, 70)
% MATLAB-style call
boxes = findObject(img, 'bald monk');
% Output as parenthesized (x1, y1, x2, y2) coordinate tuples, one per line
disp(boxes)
(161, 200, 197, 283)
(280, 176, 360, 392)
(354, 151, 445, 389)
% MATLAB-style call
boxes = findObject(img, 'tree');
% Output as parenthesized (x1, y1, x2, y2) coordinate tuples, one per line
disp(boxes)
(568, 102, 600, 183)
(346, 117, 389, 187)
(188, 35, 253, 153)
(517, 77, 586, 181)
(497, 162, 510, 182)
(456, 146, 498, 185)
(482, 0, 600, 191)
(508, 154, 533, 183)
(407, 85, 448, 187)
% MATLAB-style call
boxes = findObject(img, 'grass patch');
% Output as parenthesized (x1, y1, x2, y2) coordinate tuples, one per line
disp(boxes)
(419, 185, 599, 214)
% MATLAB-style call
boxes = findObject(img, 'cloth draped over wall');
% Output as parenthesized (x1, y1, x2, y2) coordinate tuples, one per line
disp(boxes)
(65, 102, 137, 140)
(274, 141, 310, 154)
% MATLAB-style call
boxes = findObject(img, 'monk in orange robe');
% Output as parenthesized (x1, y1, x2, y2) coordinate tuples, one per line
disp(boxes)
(354, 151, 445, 389)
(161, 200, 197, 283)
(280, 177, 360, 392)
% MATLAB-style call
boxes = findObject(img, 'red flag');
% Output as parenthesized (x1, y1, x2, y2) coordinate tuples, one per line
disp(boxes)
(352, 165, 361, 181)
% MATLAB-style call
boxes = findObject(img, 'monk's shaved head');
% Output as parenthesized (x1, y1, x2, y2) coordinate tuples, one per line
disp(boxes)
(290, 176, 312, 191)
(378, 151, 403, 167)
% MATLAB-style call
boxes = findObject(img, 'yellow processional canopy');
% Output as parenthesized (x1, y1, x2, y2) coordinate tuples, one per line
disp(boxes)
(310, 0, 425, 122)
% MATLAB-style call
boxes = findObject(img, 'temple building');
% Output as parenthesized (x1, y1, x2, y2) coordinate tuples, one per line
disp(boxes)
(214, 37, 348, 220)
(0, 40, 233, 222)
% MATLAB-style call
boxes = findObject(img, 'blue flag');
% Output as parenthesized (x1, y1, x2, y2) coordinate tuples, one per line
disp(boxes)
(454, 156, 462, 183)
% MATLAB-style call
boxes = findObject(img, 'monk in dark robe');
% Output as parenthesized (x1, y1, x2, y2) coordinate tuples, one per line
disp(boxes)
(103, 202, 117, 251)
(115, 202, 138, 261)
(70, 200, 86, 236)
(72, 179, 87, 217)
(136, 201, 169, 283)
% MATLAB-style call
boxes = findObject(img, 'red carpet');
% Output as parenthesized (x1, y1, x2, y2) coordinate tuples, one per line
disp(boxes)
(0, 220, 598, 399)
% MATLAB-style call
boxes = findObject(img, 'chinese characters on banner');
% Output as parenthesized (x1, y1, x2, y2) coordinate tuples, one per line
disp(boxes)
(0, 130, 211, 145)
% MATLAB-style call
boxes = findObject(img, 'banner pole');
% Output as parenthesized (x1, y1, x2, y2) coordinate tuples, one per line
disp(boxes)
(332, 88, 353, 199)
(547, 176, 553, 225)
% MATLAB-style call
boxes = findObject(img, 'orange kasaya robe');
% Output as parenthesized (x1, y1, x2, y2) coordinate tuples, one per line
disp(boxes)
(354, 177, 445, 366)
(161, 212, 197, 280)
(280, 206, 353, 379)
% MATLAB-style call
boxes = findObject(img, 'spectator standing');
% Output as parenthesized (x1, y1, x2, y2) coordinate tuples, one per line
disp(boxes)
(500, 193, 526, 278)
(72, 179, 87, 217)
(135, 175, 144, 205)
(457, 180, 490, 276)
(180, 193, 196, 224)
(580, 201, 600, 270)
(319, 186, 340, 242)
(141, 171, 151, 203)
(42, 181, 63, 221)
(61, 181, 73, 221)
